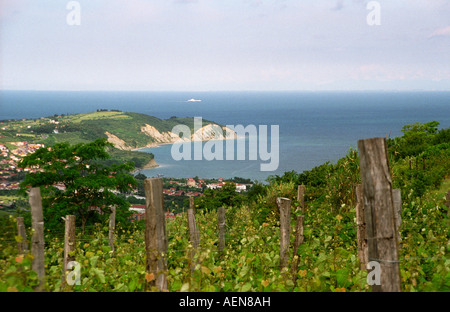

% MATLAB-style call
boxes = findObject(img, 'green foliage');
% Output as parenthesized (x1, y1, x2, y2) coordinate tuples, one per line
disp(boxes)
(0, 111, 224, 172)
(194, 183, 245, 212)
(102, 148, 154, 169)
(1, 121, 449, 292)
(1, 180, 449, 292)
(31, 111, 220, 149)
(323, 148, 360, 212)
(252, 180, 297, 224)
(18, 139, 137, 232)
(246, 181, 267, 203)
(390, 123, 450, 200)
(261, 148, 359, 220)
(389, 121, 440, 160)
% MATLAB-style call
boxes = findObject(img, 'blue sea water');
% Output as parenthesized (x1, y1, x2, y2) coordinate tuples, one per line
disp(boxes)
(1, 90, 449, 181)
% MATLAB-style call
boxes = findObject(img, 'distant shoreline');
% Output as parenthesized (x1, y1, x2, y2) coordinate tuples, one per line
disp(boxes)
(132, 135, 242, 152)
(131, 136, 242, 173)
(132, 158, 159, 174)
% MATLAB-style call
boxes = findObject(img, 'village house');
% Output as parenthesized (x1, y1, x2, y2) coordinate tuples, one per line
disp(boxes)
(207, 182, 226, 190)
(185, 191, 204, 197)
(129, 205, 177, 221)
(54, 183, 66, 191)
(130, 205, 146, 221)
(206, 181, 247, 192)
(186, 178, 196, 187)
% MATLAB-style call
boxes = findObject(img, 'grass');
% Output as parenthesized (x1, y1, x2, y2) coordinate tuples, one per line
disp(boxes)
(14, 133, 36, 138)
(437, 176, 450, 196)
(0, 111, 228, 171)
(434, 176, 450, 217)
(39, 132, 91, 145)
(63, 111, 132, 123)
(0, 195, 20, 204)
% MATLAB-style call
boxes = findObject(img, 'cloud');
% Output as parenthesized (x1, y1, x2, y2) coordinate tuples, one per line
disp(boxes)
(429, 26, 450, 38)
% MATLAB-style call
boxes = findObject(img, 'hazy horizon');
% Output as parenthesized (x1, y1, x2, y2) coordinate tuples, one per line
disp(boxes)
(1, 1, 450, 92)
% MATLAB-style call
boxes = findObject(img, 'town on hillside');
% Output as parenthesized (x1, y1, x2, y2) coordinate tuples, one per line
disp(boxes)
(0, 140, 253, 217)
(1, 141, 44, 189)
(128, 175, 252, 220)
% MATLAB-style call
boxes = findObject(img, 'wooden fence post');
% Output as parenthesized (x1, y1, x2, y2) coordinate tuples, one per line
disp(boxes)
(187, 208, 200, 249)
(109, 205, 116, 257)
(392, 189, 402, 243)
(218, 207, 226, 254)
(277, 197, 291, 271)
(358, 137, 401, 292)
(16, 217, 28, 255)
(291, 186, 305, 282)
(62, 215, 76, 286)
(144, 178, 168, 291)
(29, 187, 45, 292)
(189, 196, 195, 213)
(355, 184, 368, 270)
(187, 208, 200, 272)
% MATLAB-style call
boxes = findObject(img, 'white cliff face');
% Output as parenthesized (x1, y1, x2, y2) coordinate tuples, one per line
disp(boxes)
(106, 123, 237, 151)
(141, 124, 179, 143)
(192, 124, 223, 141)
(192, 124, 238, 141)
(105, 131, 133, 151)
(223, 126, 238, 140)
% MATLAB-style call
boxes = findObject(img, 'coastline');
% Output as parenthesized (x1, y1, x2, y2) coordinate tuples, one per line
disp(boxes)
(131, 133, 243, 152)
(132, 158, 159, 174)
(131, 135, 242, 173)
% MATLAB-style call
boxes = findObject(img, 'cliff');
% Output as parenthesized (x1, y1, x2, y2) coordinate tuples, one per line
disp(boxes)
(0, 111, 236, 171)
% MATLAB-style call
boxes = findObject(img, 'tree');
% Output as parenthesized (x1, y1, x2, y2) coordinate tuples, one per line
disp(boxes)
(18, 138, 137, 233)
(195, 182, 244, 212)
(194, 188, 221, 211)
(216, 182, 239, 207)
(392, 121, 440, 159)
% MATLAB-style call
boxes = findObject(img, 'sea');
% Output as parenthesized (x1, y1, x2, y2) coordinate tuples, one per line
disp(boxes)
(1, 90, 449, 182)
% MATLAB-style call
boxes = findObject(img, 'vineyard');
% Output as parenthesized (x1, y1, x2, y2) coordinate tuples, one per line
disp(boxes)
(1, 181, 449, 292)
(0, 122, 449, 292)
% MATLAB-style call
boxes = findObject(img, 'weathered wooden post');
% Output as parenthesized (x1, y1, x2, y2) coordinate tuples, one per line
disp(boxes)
(187, 207, 200, 272)
(189, 196, 195, 213)
(277, 197, 291, 271)
(16, 217, 28, 255)
(144, 178, 168, 291)
(392, 189, 402, 243)
(187, 208, 200, 249)
(29, 187, 45, 292)
(109, 205, 116, 257)
(355, 184, 368, 270)
(291, 186, 305, 281)
(218, 207, 226, 254)
(294, 185, 306, 255)
(62, 215, 76, 286)
(358, 137, 401, 292)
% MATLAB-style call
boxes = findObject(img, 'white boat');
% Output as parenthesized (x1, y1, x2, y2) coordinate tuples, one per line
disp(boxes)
(187, 98, 202, 102)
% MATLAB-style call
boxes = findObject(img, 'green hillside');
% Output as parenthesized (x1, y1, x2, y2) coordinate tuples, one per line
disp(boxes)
(0, 111, 217, 170)
(0, 121, 448, 292)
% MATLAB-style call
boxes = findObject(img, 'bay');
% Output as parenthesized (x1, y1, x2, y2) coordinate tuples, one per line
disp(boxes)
(1, 90, 449, 181)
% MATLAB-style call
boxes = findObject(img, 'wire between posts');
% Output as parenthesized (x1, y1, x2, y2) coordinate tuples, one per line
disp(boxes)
(368, 257, 400, 264)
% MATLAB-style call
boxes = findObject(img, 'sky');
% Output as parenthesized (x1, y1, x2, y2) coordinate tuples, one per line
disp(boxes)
(1, 0, 450, 91)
